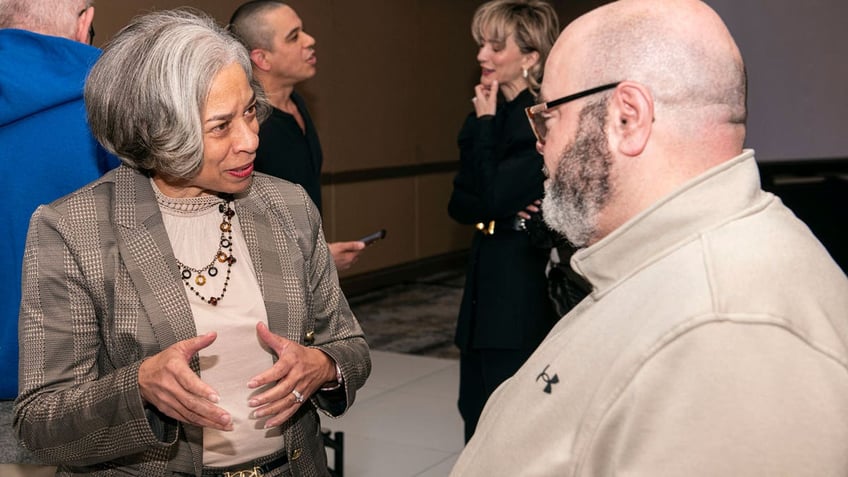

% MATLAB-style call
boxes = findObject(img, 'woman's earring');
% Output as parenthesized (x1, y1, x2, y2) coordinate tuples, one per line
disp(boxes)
(522, 67, 529, 79)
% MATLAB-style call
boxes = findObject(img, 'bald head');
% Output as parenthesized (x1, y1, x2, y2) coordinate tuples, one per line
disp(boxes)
(540, 0, 749, 246)
(548, 0, 746, 129)
(228, 0, 287, 51)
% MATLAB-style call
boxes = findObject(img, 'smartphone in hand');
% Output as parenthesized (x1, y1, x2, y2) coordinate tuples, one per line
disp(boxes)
(358, 229, 387, 246)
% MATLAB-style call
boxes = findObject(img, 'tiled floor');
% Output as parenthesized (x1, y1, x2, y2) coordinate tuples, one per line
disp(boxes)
(322, 350, 463, 477)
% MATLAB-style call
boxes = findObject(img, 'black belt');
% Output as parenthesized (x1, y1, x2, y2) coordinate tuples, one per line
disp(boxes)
(201, 453, 288, 477)
(475, 217, 527, 235)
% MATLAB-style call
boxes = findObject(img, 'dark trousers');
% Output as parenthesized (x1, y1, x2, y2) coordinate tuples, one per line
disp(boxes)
(458, 347, 534, 442)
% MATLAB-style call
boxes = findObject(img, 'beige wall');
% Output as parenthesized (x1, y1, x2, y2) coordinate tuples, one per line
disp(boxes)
(92, 0, 608, 279)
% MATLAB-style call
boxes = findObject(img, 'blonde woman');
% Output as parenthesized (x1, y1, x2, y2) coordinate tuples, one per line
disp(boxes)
(448, 0, 559, 442)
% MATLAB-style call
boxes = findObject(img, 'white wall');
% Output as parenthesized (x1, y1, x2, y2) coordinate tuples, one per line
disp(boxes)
(707, 0, 848, 162)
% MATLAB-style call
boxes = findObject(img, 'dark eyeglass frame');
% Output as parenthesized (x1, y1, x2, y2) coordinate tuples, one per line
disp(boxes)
(525, 81, 621, 144)
(78, 8, 95, 45)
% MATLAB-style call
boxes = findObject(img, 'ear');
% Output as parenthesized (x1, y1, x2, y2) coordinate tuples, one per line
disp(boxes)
(249, 49, 270, 71)
(608, 81, 653, 157)
(522, 51, 540, 71)
(74, 6, 94, 44)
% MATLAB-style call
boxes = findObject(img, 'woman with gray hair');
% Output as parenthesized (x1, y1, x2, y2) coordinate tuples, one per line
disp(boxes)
(14, 8, 370, 477)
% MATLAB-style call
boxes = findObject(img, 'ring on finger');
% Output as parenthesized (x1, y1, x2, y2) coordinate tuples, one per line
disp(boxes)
(291, 389, 304, 403)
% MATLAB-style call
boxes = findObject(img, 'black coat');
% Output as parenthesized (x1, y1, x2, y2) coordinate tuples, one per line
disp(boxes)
(448, 89, 558, 351)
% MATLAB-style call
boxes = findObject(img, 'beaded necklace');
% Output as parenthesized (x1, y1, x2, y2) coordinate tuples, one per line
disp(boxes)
(174, 198, 237, 306)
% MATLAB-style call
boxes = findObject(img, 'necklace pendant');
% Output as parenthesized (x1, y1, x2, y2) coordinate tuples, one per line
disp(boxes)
(176, 198, 235, 306)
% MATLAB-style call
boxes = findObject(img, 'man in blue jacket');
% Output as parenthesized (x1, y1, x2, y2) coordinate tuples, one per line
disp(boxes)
(0, 0, 118, 401)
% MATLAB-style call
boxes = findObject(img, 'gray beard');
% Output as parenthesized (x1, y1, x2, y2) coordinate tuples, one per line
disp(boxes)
(542, 177, 598, 248)
(541, 99, 612, 248)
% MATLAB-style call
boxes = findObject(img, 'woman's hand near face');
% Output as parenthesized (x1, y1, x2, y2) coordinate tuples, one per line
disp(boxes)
(473, 80, 499, 117)
(138, 332, 234, 431)
(246, 322, 337, 428)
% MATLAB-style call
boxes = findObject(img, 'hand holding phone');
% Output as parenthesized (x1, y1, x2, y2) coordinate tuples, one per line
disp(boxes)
(358, 229, 387, 246)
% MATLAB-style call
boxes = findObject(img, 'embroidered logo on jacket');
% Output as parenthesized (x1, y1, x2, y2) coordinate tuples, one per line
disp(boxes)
(536, 364, 559, 394)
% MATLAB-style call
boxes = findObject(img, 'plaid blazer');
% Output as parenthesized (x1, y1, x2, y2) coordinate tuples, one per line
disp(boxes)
(15, 166, 370, 476)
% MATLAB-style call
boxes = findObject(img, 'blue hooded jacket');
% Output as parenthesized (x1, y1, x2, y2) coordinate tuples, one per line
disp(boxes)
(0, 29, 119, 399)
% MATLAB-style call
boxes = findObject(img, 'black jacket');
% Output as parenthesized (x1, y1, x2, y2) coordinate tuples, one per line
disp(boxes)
(448, 89, 558, 350)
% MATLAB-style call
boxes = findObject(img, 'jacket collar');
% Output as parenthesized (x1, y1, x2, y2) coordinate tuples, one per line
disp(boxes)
(572, 150, 768, 297)
(112, 166, 198, 345)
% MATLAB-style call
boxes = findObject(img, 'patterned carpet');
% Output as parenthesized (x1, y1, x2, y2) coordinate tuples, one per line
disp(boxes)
(348, 268, 464, 360)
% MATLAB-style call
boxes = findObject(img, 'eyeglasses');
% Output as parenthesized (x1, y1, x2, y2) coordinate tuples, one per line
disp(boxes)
(525, 82, 620, 144)
(78, 8, 95, 45)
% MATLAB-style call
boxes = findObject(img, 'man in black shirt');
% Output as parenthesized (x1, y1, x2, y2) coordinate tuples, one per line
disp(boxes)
(230, 0, 365, 270)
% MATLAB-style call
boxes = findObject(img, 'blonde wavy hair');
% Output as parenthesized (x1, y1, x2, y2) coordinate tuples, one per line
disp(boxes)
(471, 0, 559, 95)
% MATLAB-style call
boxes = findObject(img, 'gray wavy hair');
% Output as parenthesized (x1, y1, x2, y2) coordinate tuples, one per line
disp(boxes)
(85, 8, 270, 178)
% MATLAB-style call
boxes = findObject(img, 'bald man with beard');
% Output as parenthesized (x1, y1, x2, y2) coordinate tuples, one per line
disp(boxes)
(450, 0, 848, 475)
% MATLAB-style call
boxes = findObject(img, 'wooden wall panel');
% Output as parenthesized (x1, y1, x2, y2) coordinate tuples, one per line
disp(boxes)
(329, 178, 418, 276)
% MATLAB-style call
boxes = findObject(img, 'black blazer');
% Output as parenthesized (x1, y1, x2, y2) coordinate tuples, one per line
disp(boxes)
(448, 89, 558, 351)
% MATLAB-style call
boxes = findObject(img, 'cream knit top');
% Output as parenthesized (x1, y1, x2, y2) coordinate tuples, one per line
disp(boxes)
(153, 180, 284, 466)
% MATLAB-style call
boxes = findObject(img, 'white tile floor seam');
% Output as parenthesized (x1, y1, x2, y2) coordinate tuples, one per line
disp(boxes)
(323, 350, 464, 477)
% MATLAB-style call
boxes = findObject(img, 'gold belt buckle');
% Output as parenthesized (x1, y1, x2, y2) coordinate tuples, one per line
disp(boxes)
(475, 220, 496, 235)
(223, 467, 261, 477)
